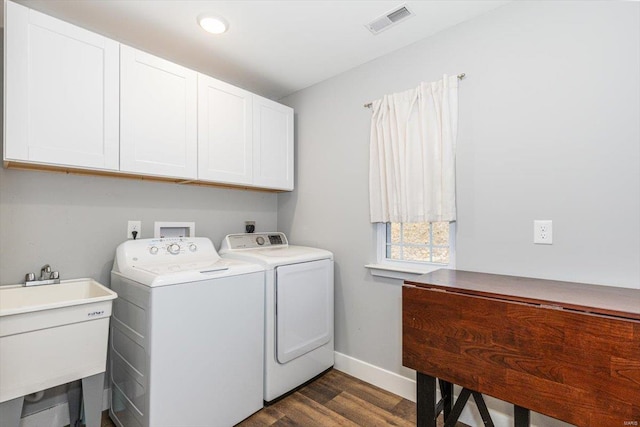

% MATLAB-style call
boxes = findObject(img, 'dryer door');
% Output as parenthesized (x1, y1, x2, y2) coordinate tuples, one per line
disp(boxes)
(276, 259, 333, 364)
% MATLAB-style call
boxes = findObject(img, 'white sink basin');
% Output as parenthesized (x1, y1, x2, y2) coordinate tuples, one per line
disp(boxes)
(0, 278, 117, 403)
(0, 278, 115, 315)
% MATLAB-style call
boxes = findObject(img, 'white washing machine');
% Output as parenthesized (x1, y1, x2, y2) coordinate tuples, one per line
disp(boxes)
(109, 237, 264, 427)
(219, 232, 334, 403)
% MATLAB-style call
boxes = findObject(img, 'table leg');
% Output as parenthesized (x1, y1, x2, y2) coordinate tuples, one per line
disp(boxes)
(471, 391, 495, 427)
(514, 405, 530, 427)
(439, 379, 453, 420)
(443, 388, 471, 427)
(417, 372, 438, 427)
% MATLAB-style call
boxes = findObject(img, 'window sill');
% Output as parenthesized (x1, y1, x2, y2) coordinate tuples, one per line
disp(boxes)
(365, 263, 446, 281)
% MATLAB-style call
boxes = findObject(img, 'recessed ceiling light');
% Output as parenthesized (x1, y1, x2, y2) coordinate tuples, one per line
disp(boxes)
(198, 15, 228, 34)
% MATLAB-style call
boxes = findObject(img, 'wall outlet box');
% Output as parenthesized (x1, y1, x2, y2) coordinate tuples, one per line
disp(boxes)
(534, 220, 552, 244)
(127, 220, 141, 239)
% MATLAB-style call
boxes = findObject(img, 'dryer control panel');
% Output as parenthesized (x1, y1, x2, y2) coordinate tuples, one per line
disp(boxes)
(222, 232, 289, 250)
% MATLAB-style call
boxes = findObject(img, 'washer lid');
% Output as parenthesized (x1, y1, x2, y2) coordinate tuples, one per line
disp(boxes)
(133, 260, 228, 276)
(121, 258, 263, 287)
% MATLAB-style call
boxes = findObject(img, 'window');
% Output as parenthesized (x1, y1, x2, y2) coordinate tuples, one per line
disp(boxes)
(385, 222, 451, 264)
(368, 221, 455, 280)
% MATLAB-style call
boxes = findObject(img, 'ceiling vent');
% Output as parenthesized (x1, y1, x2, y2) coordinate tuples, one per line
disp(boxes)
(366, 4, 415, 35)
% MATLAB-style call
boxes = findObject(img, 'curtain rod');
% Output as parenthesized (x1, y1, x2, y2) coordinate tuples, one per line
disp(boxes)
(363, 73, 465, 109)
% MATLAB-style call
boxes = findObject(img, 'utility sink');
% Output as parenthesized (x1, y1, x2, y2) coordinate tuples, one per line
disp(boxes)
(0, 278, 117, 404)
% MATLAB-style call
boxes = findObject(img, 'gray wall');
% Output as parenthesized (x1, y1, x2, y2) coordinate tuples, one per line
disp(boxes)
(279, 0, 639, 424)
(0, 167, 278, 285)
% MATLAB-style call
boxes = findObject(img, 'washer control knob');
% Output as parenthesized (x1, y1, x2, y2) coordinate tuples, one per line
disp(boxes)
(149, 246, 159, 255)
(189, 244, 197, 252)
(168, 243, 180, 254)
(256, 236, 265, 246)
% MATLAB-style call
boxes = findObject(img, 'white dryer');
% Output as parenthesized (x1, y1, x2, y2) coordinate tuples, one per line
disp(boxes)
(109, 237, 264, 427)
(219, 232, 334, 403)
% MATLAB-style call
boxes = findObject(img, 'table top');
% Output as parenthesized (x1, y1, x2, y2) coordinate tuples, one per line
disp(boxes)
(405, 269, 640, 321)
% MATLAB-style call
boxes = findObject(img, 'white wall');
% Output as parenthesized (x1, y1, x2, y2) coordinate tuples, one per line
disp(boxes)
(278, 1, 639, 425)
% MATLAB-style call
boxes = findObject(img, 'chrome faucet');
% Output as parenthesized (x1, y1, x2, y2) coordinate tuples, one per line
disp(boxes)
(40, 264, 51, 280)
(24, 264, 61, 286)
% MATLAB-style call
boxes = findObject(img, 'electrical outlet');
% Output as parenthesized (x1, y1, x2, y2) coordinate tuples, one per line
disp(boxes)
(534, 220, 552, 244)
(127, 220, 142, 239)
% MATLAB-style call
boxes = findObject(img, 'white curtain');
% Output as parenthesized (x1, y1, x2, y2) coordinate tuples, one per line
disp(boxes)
(369, 75, 458, 223)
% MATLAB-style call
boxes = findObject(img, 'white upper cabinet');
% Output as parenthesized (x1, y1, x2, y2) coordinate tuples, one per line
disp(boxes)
(4, 1, 119, 170)
(252, 95, 294, 191)
(197, 74, 253, 185)
(120, 45, 197, 179)
(4, 2, 293, 190)
(198, 78, 294, 190)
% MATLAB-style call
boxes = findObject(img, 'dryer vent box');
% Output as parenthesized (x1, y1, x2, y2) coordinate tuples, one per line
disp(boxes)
(154, 221, 195, 238)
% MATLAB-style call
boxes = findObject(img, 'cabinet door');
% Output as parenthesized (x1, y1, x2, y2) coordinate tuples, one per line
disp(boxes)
(4, 2, 119, 170)
(197, 74, 253, 185)
(252, 96, 294, 190)
(120, 45, 197, 179)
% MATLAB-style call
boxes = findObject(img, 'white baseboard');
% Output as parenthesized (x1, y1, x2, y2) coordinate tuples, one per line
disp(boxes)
(19, 388, 110, 427)
(333, 351, 417, 401)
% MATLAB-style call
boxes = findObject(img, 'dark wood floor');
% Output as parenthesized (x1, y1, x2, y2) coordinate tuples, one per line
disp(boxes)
(238, 369, 420, 426)
(101, 369, 463, 426)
